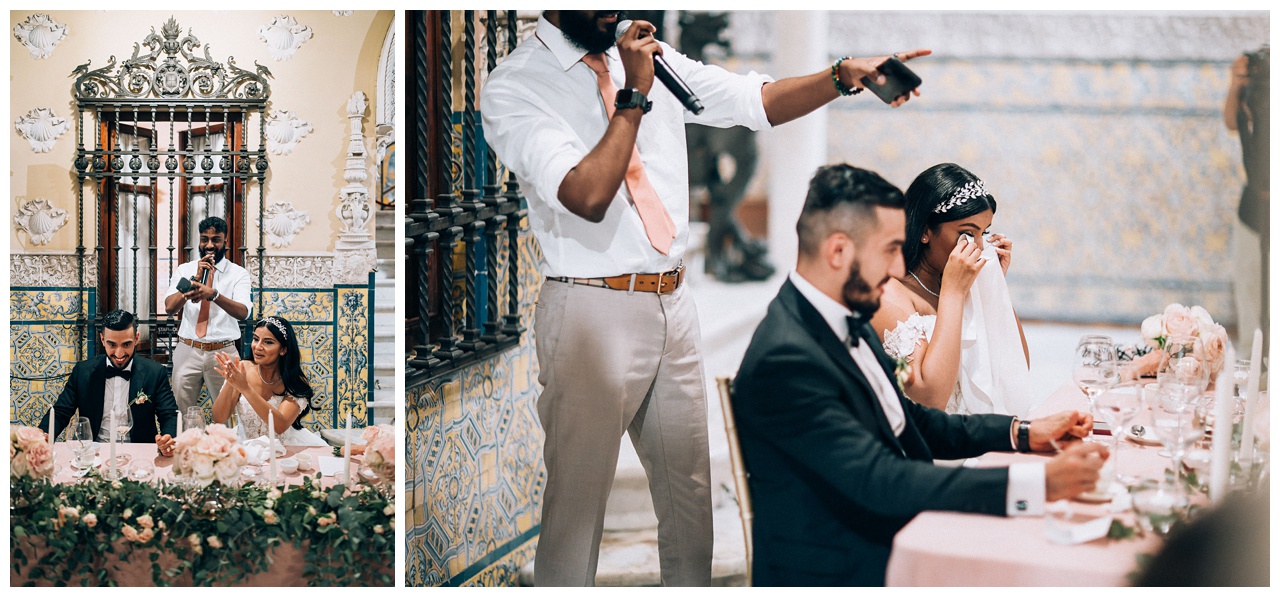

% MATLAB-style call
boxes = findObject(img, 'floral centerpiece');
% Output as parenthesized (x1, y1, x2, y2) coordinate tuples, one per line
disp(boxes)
(361, 424, 394, 484)
(11, 425, 54, 479)
(171, 424, 247, 487)
(1125, 303, 1229, 381)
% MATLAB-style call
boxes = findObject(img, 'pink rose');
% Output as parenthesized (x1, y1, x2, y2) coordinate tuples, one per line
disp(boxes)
(1175, 356, 1204, 384)
(138, 528, 155, 543)
(11, 454, 30, 478)
(207, 535, 222, 549)
(83, 513, 98, 528)
(121, 525, 139, 541)
(1162, 304, 1198, 339)
(23, 441, 53, 478)
(16, 426, 46, 451)
(1197, 324, 1228, 377)
(1190, 305, 1215, 327)
(136, 514, 154, 529)
(263, 510, 278, 524)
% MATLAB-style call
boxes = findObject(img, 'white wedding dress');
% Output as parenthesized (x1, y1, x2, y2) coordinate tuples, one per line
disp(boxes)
(884, 245, 1036, 418)
(235, 394, 328, 446)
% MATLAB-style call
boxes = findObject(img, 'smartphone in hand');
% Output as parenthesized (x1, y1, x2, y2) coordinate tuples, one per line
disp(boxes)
(861, 57, 922, 104)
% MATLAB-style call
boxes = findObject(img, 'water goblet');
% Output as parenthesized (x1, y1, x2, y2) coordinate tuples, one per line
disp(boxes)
(129, 460, 155, 483)
(184, 406, 207, 432)
(1151, 406, 1204, 483)
(1073, 336, 1119, 430)
(1096, 387, 1142, 485)
(115, 408, 134, 443)
(1129, 478, 1189, 537)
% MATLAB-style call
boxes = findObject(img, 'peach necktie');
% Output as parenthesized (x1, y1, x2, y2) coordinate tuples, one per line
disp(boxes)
(582, 53, 676, 256)
(196, 267, 213, 338)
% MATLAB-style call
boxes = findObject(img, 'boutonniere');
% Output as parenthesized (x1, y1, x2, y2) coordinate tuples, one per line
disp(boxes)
(131, 391, 150, 407)
(892, 358, 912, 395)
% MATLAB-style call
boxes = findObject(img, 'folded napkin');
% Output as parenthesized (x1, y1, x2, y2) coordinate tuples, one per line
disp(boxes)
(958, 244, 1036, 417)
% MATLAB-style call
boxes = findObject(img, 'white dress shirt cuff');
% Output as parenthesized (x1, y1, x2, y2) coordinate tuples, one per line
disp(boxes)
(1006, 462, 1045, 516)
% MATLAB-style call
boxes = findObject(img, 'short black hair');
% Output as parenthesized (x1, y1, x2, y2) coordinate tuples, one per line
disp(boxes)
(198, 216, 228, 236)
(902, 163, 998, 272)
(102, 309, 137, 332)
(796, 164, 905, 256)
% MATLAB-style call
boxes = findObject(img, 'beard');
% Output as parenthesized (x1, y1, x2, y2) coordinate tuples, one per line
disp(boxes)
(203, 246, 228, 262)
(559, 11, 622, 54)
(841, 259, 884, 316)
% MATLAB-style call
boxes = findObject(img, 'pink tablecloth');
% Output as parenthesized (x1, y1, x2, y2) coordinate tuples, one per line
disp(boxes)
(885, 381, 1173, 586)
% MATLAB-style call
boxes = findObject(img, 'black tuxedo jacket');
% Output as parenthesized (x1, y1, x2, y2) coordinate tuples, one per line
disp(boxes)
(38, 355, 178, 443)
(732, 280, 1017, 586)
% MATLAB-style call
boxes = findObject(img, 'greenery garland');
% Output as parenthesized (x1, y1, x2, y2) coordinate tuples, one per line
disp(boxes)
(10, 472, 393, 587)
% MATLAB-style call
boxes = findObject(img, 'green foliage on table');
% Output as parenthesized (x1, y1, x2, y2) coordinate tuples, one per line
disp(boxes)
(9, 473, 394, 587)
(1107, 519, 1138, 540)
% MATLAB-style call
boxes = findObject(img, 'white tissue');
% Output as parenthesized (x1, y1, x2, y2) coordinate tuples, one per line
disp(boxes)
(957, 244, 1036, 417)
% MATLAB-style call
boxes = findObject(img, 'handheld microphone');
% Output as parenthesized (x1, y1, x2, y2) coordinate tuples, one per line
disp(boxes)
(616, 20, 704, 115)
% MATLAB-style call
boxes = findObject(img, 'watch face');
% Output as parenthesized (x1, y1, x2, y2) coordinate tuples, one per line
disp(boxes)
(617, 89, 636, 104)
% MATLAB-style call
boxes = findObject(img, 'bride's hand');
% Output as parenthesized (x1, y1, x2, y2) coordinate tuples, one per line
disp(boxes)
(939, 235, 984, 297)
(988, 233, 1012, 275)
(214, 352, 248, 392)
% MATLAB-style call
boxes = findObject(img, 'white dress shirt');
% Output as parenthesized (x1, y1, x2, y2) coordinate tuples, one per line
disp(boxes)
(100, 359, 133, 441)
(480, 16, 775, 278)
(164, 256, 252, 342)
(788, 271, 1045, 516)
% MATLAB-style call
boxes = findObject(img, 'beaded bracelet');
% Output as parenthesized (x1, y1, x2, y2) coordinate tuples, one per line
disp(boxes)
(831, 56, 861, 96)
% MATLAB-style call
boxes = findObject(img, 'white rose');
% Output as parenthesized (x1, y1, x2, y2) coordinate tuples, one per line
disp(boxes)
(192, 455, 215, 481)
(1190, 305, 1215, 327)
(1141, 315, 1165, 347)
(214, 458, 240, 484)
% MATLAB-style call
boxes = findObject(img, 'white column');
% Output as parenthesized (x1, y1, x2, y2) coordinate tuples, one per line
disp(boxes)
(765, 11, 829, 272)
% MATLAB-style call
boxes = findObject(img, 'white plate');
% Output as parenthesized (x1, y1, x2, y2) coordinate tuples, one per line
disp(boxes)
(1123, 428, 1162, 446)
(70, 457, 104, 476)
(1073, 489, 1113, 503)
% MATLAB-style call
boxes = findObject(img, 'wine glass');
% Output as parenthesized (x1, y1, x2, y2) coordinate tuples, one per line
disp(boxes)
(1073, 336, 1119, 424)
(1232, 358, 1252, 406)
(1151, 406, 1204, 484)
(129, 460, 155, 482)
(71, 417, 95, 469)
(116, 408, 134, 443)
(1158, 334, 1209, 393)
(1095, 387, 1142, 485)
(184, 406, 206, 432)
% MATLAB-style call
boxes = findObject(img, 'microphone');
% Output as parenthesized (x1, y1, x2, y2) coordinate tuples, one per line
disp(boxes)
(616, 20, 704, 115)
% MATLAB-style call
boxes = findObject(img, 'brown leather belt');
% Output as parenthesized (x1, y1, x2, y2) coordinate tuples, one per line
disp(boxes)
(180, 337, 236, 351)
(548, 265, 685, 295)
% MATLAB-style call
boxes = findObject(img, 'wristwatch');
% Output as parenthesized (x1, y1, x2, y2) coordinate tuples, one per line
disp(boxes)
(614, 88, 653, 114)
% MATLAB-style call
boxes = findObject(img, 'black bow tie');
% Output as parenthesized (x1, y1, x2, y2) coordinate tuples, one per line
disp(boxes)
(846, 313, 871, 348)
(106, 367, 132, 381)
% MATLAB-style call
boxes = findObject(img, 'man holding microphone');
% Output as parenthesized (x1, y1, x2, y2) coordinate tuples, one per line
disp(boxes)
(481, 10, 928, 586)
(163, 216, 252, 416)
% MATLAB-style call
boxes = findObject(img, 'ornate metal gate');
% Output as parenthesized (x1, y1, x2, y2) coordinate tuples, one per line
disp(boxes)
(69, 16, 271, 362)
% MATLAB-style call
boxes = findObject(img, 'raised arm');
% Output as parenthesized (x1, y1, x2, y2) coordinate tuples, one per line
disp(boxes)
(760, 49, 930, 127)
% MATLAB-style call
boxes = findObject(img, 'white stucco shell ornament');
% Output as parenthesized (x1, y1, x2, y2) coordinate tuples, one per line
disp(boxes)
(14, 108, 70, 153)
(13, 14, 68, 59)
(258, 15, 313, 61)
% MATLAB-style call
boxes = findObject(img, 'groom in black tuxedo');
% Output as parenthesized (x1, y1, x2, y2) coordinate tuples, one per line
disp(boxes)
(39, 309, 179, 456)
(732, 164, 1109, 586)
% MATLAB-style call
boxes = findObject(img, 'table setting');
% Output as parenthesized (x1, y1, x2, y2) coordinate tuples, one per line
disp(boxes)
(886, 304, 1269, 586)
(10, 418, 396, 587)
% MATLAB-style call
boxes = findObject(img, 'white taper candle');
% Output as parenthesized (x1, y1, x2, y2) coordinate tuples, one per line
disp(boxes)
(342, 412, 353, 484)
(1240, 329, 1263, 461)
(1210, 345, 1236, 502)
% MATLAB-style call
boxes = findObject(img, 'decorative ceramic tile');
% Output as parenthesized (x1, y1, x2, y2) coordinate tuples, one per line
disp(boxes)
(407, 231, 544, 587)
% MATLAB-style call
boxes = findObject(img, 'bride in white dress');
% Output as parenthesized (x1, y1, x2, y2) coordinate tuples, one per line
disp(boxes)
(870, 163, 1034, 417)
(210, 316, 327, 446)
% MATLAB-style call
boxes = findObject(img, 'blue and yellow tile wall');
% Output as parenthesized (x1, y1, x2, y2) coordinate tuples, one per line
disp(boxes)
(824, 57, 1245, 325)
(9, 278, 374, 432)
(406, 228, 545, 587)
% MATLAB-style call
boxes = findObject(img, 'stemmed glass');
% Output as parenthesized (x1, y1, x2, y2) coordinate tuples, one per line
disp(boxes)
(1072, 336, 1119, 430)
(184, 406, 206, 432)
(1158, 334, 1209, 393)
(116, 408, 134, 443)
(71, 416, 95, 469)
(1151, 404, 1204, 484)
(1095, 387, 1142, 486)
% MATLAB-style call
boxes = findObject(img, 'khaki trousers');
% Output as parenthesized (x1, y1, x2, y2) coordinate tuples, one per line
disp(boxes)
(532, 279, 712, 587)
(171, 341, 238, 415)
(1232, 220, 1262, 354)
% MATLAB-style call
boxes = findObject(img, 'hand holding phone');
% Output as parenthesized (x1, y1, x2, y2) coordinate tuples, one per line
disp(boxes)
(861, 57, 922, 105)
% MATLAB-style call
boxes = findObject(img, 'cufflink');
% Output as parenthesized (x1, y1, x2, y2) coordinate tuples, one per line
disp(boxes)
(1016, 500, 1028, 512)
